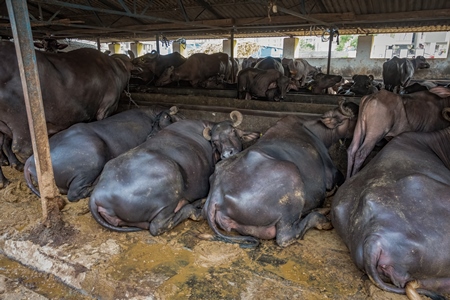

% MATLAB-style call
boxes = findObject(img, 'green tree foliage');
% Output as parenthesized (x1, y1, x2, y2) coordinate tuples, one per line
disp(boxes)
(299, 39, 315, 50)
(336, 35, 358, 51)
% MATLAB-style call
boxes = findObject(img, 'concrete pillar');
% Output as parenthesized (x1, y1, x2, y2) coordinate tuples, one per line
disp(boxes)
(283, 37, 299, 59)
(223, 39, 237, 57)
(130, 42, 144, 57)
(172, 41, 187, 57)
(108, 43, 121, 54)
(354, 35, 375, 76)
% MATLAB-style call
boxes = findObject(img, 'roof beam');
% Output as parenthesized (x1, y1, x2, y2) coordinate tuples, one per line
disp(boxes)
(30, 0, 224, 30)
(177, 0, 190, 22)
(194, 0, 223, 19)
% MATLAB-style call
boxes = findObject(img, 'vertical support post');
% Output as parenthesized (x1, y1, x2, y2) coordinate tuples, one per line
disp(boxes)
(326, 29, 333, 74)
(6, 0, 61, 221)
(230, 29, 235, 83)
(156, 34, 160, 54)
(96, 37, 101, 51)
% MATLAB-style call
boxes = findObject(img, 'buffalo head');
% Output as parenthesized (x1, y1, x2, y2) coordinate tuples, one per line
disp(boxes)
(131, 50, 159, 82)
(415, 55, 430, 69)
(147, 106, 185, 138)
(34, 38, 68, 53)
(202, 111, 260, 160)
(321, 100, 359, 139)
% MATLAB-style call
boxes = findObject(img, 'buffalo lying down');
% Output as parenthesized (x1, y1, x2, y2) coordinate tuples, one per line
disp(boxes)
(332, 126, 450, 300)
(24, 106, 181, 202)
(89, 111, 260, 235)
(203, 101, 359, 248)
(347, 87, 450, 177)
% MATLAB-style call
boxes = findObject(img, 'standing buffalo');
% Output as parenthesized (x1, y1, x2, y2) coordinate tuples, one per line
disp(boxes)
(254, 57, 284, 74)
(203, 101, 359, 248)
(382, 56, 430, 93)
(282, 58, 321, 87)
(89, 111, 260, 235)
(332, 126, 450, 299)
(0, 41, 137, 188)
(237, 68, 298, 101)
(24, 106, 181, 202)
(131, 50, 187, 85)
(347, 86, 450, 177)
(154, 52, 230, 87)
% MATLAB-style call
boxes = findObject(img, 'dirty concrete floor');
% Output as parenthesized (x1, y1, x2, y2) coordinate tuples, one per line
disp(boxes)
(0, 166, 427, 300)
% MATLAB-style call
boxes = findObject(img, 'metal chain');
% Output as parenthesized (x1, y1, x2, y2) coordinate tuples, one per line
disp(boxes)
(125, 82, 139, 109)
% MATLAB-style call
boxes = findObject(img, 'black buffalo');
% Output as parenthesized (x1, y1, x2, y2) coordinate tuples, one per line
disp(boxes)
(89, 111, 260, 235)
(349, 74, 379, 96)
(332, 125, 450, 299)
(155, 52, 230, 87)
(203, 101, 359, 248)
(382, 56, 430, 93)
(347, 87, 450, 177)
(24, 106, 181, 202)
(254, 57, 285, 75)
(0, 41, 137, 187)
(237, 68, 298, 101)
(34, 38, 68, 53)
(131, 50, 187, 85)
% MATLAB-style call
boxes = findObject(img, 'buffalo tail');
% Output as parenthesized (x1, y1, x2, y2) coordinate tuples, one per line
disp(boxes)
(205, 194, 260, 249)
(363, 235, 445, 300)
(88, 197, 142, 233)
(24, 158, 40, 198)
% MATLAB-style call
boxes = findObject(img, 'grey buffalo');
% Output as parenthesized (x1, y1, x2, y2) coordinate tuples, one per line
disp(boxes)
(347, 87, 450, 177)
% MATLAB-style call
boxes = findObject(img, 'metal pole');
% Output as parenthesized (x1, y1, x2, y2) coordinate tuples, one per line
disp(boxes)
(156, 34, 160, 54)
(326, 29, 333, 74)
(6, 0, 62, 222)
(230, 28, 235, 82)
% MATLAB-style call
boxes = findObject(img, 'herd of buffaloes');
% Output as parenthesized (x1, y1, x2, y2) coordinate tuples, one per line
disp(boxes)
(1, 38, 450, 299)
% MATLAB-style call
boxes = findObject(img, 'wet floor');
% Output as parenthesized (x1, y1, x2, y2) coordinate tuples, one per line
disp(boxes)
(0, 167, 419, 300)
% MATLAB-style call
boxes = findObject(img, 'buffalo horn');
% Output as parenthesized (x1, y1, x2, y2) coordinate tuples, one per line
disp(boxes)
(148, 49, 158, 59)
(169, 106, 178, 115)
(443, 107, 450, 121)
(203, 127, 212, 141)
(230, 111, 243, 127)
(338, 100, 353, 118)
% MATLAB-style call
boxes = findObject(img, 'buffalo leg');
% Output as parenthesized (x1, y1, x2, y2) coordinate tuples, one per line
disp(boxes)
(149, 198, 204, 236)
(0, 134, 8, 166)
(276, 211, 331, 247)
(3, 135, 24, 171)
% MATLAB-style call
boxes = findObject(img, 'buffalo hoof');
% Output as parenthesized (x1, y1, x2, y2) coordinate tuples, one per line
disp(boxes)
(12, 161, 24, 172)
(0, 178, 10, 189)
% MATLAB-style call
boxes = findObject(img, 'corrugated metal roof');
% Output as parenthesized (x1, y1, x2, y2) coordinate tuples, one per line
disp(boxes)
(1, 0, 450, 42)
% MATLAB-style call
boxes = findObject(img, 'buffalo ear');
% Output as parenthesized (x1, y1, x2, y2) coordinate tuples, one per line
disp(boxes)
(202, 127, 212, 141)
(34, 42, 44, 49)
(429, 86, 450, 98)
(236, 129, 261, 143)
(58, 44, 69, 50)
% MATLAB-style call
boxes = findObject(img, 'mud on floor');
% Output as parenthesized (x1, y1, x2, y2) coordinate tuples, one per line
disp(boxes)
(0, 167, 419, 300)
